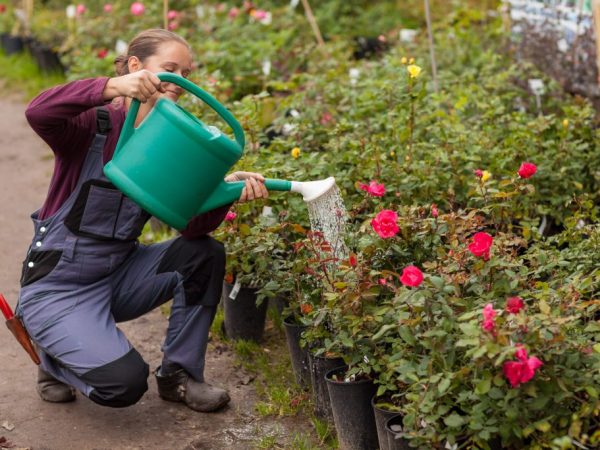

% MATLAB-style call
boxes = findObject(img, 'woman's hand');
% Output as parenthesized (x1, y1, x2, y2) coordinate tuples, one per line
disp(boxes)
(225, 171, 269, 203)
(103, 70, 165, 103)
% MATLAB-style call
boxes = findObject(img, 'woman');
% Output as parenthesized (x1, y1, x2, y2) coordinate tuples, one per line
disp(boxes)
(18, 29, 267, 412)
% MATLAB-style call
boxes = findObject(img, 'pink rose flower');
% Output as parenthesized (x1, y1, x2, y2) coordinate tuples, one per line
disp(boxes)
(359, 180, 385, 197)
(468, 232, 493, 260)
(506, 296, 524, 314)
(167, 10, 178, 20)
(431, 203, 438, 218)
(378, 278, 387, 286)
(168, 21, 178, 31)
(481, 303, 497, 333)
(503, 345, 543, 387)
(130, 2, 144, 16)
(103, 3, 113, 13)
(252, 9, 268, 20)
(371, 209, 399, 239)
(400, 265, 424, 287)
(320, 111, 333, 125)
(76, 4, 86, 15)
(474, 169, 483, 178)
(228, 7, 240, 19)
(224, 211, 237, 222)
(518, 162, 537, 179)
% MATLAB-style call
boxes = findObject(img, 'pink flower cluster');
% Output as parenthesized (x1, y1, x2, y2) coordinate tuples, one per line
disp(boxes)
(359, 180, 385, 197)
(503, 345, 543, 388)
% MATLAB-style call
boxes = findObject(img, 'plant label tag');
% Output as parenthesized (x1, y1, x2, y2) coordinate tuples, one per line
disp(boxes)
(229, 279, 242, 300)
(528, 79, 545, 95)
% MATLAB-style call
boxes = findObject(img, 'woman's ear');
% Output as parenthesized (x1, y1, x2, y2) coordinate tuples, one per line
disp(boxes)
(127, 55, 142, 73)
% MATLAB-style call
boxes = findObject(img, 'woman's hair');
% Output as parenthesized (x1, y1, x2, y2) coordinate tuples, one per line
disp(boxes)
(114, 29, 190, 76)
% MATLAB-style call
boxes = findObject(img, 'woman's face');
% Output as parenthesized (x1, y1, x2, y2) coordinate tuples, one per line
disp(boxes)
(134, 40, 193, 104)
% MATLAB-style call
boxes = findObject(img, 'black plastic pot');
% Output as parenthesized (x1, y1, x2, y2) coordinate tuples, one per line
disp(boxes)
(308, 352, 344, 421)
(282, 316, 310, 389)
(385, 414, 410, 450)
(30, 42, 64, 74)
(1, 34, 24, 55)
(222, 281, 268, 342)
(325, 366, 379, 450)
(372, 397, 402, 450)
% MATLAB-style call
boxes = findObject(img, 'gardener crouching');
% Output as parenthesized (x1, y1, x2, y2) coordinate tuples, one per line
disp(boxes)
(18, 28, 268, 412)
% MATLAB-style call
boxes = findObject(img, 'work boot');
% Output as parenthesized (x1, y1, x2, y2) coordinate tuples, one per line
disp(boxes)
(155, 367, 230, 412)
(37, 367, 76, 403)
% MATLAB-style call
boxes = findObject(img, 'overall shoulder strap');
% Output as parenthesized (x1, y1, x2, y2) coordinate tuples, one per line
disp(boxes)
(95, 106, 113, 135)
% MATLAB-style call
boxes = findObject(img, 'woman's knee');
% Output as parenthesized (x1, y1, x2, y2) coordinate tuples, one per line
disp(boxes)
(83, 348, 149, 408)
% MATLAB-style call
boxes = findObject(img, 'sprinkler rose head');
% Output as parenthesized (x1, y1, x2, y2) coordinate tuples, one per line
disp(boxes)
(290, 177, 336, 202)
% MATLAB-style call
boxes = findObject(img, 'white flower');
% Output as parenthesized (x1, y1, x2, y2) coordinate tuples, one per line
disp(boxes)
(259, 11, 272, 25)
(349, 68, 360, 86)
(290, 0, 300, 8)
(399, 29, 418, 42)
(66, 4, 77, 19)
(195, 5, 205, 18)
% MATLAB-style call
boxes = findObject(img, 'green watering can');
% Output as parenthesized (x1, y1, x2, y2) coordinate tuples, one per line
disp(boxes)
(104, 72, 335, 230)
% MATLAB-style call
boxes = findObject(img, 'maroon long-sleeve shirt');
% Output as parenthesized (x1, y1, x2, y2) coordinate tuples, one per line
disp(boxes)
(25, 77, 230, 239)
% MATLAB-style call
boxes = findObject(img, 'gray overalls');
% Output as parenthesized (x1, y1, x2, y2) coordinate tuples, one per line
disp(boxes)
(17, 108, 225, 407)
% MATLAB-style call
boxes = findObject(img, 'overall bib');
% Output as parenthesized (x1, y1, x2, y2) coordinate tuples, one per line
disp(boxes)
(17, 108, 225, 407)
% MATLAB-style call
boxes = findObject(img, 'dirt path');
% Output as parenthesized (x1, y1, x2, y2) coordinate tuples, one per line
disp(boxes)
(0, 96, 284, 450)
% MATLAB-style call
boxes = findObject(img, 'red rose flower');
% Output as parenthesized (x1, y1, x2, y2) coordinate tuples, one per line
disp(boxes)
(474, 169, 483, 178)
(371, 209, 399, 239)
(97, 49, 108, 59)
(517, 162, 537, 179)
(503, 345, 543, 388)
(348, 254, 357, 267)
(506, 296, 524, 314)
(468, 232, 493, 260)
(400, 265, 423, 287)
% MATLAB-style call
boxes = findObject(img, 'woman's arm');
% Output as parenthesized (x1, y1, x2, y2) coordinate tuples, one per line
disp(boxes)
(25, 77, 112, 155)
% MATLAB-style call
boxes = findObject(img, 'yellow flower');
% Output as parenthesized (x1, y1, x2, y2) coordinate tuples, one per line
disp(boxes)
(401, 56, 407, 64)
(481, 170, 492, 182)
(409, 57, 415, 64)
(562, 119, 569, 128)
(390, 150, 395, 156)
(291, 147, 300, 159)
(407, 64, 422, 79)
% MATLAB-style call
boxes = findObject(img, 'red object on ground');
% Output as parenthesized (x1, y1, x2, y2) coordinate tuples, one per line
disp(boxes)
(0, 293, 14, 320)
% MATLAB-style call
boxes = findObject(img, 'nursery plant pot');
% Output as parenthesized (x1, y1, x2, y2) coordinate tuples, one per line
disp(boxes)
(222, 281, 268, 342)
(1, 34, 23, 55)
(31, 42, 64, 74)
(325, 366, 379, 450)
(385, 414, 410, 450)
(372, 396, 402, 450)
(282, 316, 310, 389)
(308, 352, 344, 421)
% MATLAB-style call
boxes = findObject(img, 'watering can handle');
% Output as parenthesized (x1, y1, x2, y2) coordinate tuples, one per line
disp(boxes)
(116, 72, 245, 154)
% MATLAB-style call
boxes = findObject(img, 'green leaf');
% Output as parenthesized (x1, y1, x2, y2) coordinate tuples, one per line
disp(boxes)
(538, 300, 551, 315)
(438, 377, 451, 394)
(444, 412, 465, 428)
(593, 344, 600, 354)
(475, 377, 491, 395)
(372, 324, 396, 341)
